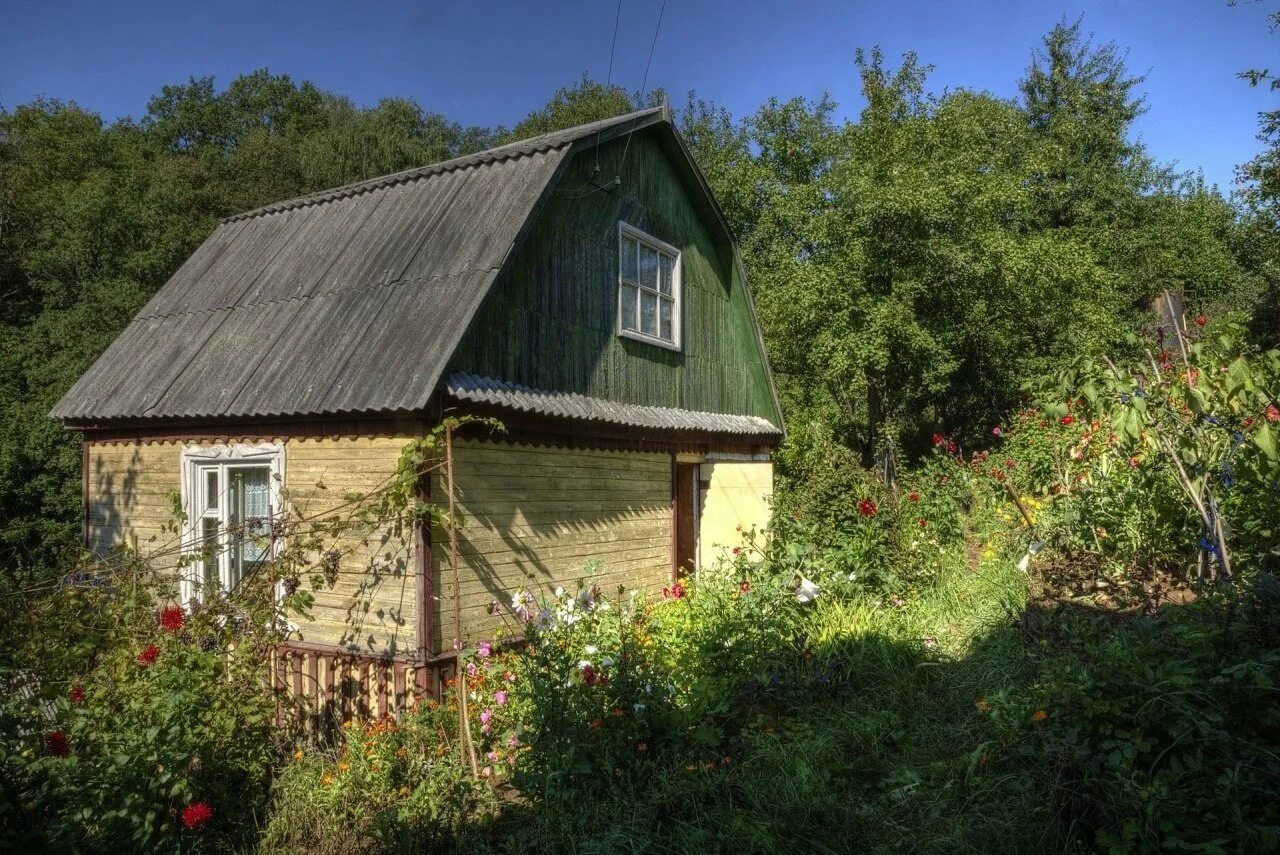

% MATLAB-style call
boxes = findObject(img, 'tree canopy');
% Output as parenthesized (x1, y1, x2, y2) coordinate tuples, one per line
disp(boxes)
(1, 20, 1273, 576)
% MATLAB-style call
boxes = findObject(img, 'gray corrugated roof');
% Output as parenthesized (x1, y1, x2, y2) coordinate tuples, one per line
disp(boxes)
(446, 373, 781, 436)
(52, 108, 666, 422)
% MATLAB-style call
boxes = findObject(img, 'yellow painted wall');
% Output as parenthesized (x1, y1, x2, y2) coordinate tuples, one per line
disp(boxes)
(86, 440, 186, 574)
(85, 436, 414, 658)
(698, 460, 773, 566)
(286, 437, 415, 657)
(431, 440, 672, 649)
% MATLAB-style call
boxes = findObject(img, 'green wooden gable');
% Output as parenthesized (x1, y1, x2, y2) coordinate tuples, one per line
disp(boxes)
(446, 125, 783, 429)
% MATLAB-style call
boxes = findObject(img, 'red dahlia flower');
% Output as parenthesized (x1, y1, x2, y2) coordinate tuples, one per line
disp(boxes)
(46, 731, 70, 757)
(945, 441, 958, 454)
(857, 498, 878, 517)
(1195, 314, 1208, 327)
(160, 606, 184, 633)
(1060, 415, 1076, 426)
(137, 645, 159, 666)
(932, 433, 945, 447)
(918, 518, 928, 529)
(182, 801, 213, 830)
(581, 663, 598, 687)
(1268, 404, 1280, 423)
(70, 684, 84, 705)
(739, 580, 751, 593)
(907, 490, 920, 503)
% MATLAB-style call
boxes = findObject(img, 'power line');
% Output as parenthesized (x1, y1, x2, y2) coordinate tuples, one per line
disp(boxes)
(617, 0, 667, 181)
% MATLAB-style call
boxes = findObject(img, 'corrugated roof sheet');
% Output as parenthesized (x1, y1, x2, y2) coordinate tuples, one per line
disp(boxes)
(445, 373, 782, 436)
(52, 108, 667, 422)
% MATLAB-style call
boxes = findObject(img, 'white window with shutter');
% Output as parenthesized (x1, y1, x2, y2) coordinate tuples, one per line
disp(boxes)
(617, 222, 681, 350)
(179, 442, 284, 606)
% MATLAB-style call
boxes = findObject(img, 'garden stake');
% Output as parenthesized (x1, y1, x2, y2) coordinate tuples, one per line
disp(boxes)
(445, 423, 480, 778)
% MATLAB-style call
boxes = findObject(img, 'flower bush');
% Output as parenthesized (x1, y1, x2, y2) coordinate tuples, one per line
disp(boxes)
(0, 553, 281, 851)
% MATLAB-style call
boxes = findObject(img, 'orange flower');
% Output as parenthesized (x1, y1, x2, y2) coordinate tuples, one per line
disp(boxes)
(1031, 710, 1048, 722)
(589, 718, 603, 730)
(975, 698, 991, 712)
(322, 773, 335, 786)
(338, 761, 351, 772)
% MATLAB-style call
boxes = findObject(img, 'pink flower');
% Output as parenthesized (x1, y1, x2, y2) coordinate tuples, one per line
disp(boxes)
(487, 750, 500, 762)
(1267, 404, 1280, 423)
(480, 709, 493, 725)
(504, 671, 516, 682)
(466, 661, 478, 678)
(495, 690, 508, 706)
(508, 734, 519, 748)
(992, 426, 1003, 437)
(476, 640, 492, 658)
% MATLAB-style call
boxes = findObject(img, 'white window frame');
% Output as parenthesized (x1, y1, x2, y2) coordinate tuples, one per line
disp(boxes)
(617, 221, 682, 351)
(179, 442, 285, 607)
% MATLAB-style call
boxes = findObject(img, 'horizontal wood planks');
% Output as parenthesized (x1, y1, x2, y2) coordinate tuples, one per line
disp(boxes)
(286, 436, 416, 657)
(85, 440, 185, 572)
(430, 438, 671, 649)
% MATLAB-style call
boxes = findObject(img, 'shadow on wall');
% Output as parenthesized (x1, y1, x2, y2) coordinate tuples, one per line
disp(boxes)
(430, 435, 672, 649)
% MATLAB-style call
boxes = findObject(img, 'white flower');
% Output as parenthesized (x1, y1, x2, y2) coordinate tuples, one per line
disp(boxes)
(584, 645, 599, 655)
(796, 575, 821, 604)
(633, 703, 646, 714)
(579, 659, 593, 669)
(602, 656, 614, 668)
(553, 586, 565, 599)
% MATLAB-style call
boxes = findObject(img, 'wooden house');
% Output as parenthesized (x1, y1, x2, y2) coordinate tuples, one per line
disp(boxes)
(51, 107, 783, 708)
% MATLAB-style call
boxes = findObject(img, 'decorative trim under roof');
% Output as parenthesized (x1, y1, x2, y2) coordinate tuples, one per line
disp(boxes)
(445, 373, 781, 437)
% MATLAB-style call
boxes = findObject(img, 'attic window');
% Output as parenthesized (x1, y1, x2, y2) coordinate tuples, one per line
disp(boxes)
(179, 443, 284, 606)
(617, 222, 681, 350)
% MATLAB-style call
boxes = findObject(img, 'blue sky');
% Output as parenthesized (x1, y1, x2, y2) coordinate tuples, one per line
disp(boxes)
(2, 0, 1275, 191)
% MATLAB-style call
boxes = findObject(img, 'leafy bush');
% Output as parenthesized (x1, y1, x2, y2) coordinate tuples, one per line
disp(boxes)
(0, 554, 282, 851)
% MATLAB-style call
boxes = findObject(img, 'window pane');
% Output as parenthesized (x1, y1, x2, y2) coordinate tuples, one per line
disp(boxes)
(640, 291, 658, 336)
(659, 298, 673, 342)
(201, 518, 220, 592)
(620, 284, 638, 331)
(639, 245, 658, 291)
(204, 469, 218, 511)
(621, 236, 638, 283)
(659, 253, 674, 296)
(229, 467, 271, 589)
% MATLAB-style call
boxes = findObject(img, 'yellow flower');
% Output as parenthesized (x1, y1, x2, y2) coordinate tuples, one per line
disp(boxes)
(1031, 710, 1048, 722)
(338, 761, 351, 772)
(975, 698, 991, 712)
(294, 748, 304, 761)
(399, 786, 410, 796)
(341, 720, 353, 730)
(322, 773, 334, 786)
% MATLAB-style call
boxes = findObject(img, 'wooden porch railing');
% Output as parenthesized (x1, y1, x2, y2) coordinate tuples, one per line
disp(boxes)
(270, 640, 454, 735)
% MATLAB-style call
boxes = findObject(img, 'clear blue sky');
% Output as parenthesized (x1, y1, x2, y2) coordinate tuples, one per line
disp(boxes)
(2, 0, 1275, 192)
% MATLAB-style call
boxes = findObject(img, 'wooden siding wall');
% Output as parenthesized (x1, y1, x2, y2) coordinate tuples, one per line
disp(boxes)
(430, 439, 672, 650)
(86, 440, 185, 573)
(84, 436, 415, 659)
(446, 131, 780, 425)
(285, 437, 415, 658)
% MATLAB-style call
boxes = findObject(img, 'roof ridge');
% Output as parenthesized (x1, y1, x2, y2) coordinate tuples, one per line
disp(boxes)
(221, 106, 665, 224)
